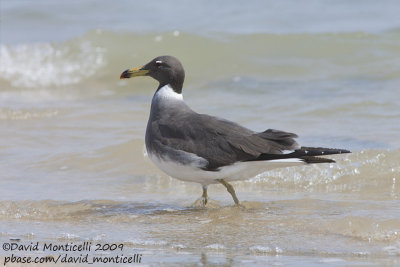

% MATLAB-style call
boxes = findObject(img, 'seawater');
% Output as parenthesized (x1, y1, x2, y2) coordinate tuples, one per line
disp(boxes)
(1, 1, 400, 266)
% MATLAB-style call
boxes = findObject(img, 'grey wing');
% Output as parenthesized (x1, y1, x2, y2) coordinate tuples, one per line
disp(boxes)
(153, 112, 299, 171)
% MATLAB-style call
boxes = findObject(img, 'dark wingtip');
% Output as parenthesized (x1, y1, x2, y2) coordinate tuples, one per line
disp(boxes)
(330, 148, 351, 154)
(120, 70, 129, 79)
(300, 147, 351, 155)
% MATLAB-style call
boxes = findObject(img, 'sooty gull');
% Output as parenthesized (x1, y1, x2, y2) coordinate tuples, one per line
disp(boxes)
(120, 55, 350, 205)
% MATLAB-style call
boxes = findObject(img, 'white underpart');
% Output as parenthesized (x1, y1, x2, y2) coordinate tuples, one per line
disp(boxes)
(267, 159, 303, 163)
(153, 84, 183, 102)
(282, 150, 295, 154)
(148, 150, 305, 185)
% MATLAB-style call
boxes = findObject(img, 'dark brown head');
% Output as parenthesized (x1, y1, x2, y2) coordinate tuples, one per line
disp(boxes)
(120, 55, 185, 94)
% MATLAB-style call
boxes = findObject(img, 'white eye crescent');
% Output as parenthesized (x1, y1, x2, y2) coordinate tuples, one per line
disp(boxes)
(155, 60, 163, 67)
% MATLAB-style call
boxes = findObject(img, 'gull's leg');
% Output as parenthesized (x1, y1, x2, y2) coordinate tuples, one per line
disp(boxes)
(217, 179, 239, 205)
(201, 185, 208, 206)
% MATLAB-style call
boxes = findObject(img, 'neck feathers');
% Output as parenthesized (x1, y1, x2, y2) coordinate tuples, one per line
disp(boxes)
(158, 78, 183, 94)
(154, 84, 183, 101)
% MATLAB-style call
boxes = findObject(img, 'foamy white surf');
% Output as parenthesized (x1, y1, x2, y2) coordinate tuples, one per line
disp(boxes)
(0, 41, 105, 88)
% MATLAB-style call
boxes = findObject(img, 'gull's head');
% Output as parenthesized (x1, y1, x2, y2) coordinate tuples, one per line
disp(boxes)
(120, 55, 185, 93)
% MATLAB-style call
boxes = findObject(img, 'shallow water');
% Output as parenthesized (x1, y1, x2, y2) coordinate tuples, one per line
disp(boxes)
(1, 1, 400, 266)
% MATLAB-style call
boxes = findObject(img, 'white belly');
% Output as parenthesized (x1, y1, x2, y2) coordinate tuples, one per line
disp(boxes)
(148, 151, 305, 185)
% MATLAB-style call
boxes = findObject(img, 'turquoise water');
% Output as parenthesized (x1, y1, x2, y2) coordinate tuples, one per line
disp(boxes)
(1, 1, 400, 266)
(3, 0, 400, 43)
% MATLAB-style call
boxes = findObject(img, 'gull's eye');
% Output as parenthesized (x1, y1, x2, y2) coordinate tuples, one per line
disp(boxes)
(155, 60, 163, 68)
